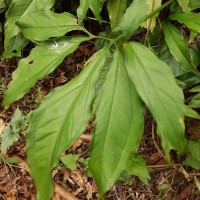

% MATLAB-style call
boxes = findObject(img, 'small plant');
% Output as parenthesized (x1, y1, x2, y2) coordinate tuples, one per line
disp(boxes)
(0, 107, 27, 153)
(1, 0, 200, 199)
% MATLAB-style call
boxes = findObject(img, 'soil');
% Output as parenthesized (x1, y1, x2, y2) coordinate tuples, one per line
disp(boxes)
(0, 42, 200, 200)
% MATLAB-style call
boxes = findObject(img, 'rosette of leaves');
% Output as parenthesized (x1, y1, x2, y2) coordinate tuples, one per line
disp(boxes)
(2, 0, 200, 199)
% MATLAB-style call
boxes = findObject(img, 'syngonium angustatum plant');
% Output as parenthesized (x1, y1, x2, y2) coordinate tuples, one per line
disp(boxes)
(2, 0, 200, 199)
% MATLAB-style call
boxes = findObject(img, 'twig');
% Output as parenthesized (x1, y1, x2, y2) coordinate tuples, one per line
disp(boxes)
(55, 183, 78, 200)
(144, 0, 156, 46)
(79, 134, 91, 142)
(144, 0, 174, 22)
(148, 164, 181, 168)
(11, 156, 78, 200)
(151, 121, 166, 159)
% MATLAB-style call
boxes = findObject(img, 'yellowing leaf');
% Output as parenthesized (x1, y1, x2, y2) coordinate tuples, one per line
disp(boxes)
(142, 0, 162, 31)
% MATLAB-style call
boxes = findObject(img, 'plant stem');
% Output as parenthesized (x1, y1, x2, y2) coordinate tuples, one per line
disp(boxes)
(144, 0, 175, 22)
(81, 27, 112, 42)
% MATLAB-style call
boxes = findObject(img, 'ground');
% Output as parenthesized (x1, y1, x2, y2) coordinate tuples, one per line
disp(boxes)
(0, 42, 200, 200)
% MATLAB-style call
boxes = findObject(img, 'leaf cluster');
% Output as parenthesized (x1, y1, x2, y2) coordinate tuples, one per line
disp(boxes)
(0, 0, 200, 199)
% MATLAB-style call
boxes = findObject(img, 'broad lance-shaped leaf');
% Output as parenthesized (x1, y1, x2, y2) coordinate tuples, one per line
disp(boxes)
(89, 50, 144, 196)
(114, 0, 148, 39)
(3, 36, 88, 108)
(124, 42, 187, 160)
(107, 0, 127, 29)
(4, 0, 55, 58)
(170, 13, 200, 33)
(177, 0, 190, 12)
(17, 10, 81, 41)
(89, 0, 102, 23)
(27, 47, 108, 200)
(162, 21, 200, 76)
(77, 0, 91, 21)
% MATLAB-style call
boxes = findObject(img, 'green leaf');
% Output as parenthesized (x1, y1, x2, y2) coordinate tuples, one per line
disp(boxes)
(3, 0, 55, 58)
(77, 0, 91, 21)
(4, 0, 12, 6)
(89, 0, 102, 23)
(188, 99, 200, 108)
(60, 154, 79, 170)
(0, 0, 5, 9)
(177, 72, 200, 89)
(3, 36, 88, 108)
(170, 13, 200, 33)
(126, 155, 150, 185)
(7, 32, 29, 53)
(190, 85, 200, 92)
(189, 44, 200, 67)
(162, 21, 200, 76)
(188, 90, 200, 105)
(177, 0, 190, 12)
(5, 157, 21, 164)
(0, 0, 6, 14)
(107, 0, 127, 29)
(17, 10, 80, 41)
(189, 0, 200, 10)
(159, 43, 187, 77)
(26, 47, 108, 200)
(114, 0, 148, 39)
(124, 42, 187, 161)
(185, 105, 200, 119)
(184, 139, 200, 169)
(189, 30, 198, 43)
(89, 49, 144, 196)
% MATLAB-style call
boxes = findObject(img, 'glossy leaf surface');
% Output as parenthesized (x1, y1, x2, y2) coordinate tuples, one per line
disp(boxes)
(3, 36, 88, 107)
(107, 0, 127, 28)
(124, 42, 187, 160)
(17, 10, 80, 41)
(27, 47, 108, 200)
(89, 50, 144, 196)
(170, 13, 200, 33)
(114, 0, 148, 39)
(162, 21, 200, 76)
(4, 0, 55, 57)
